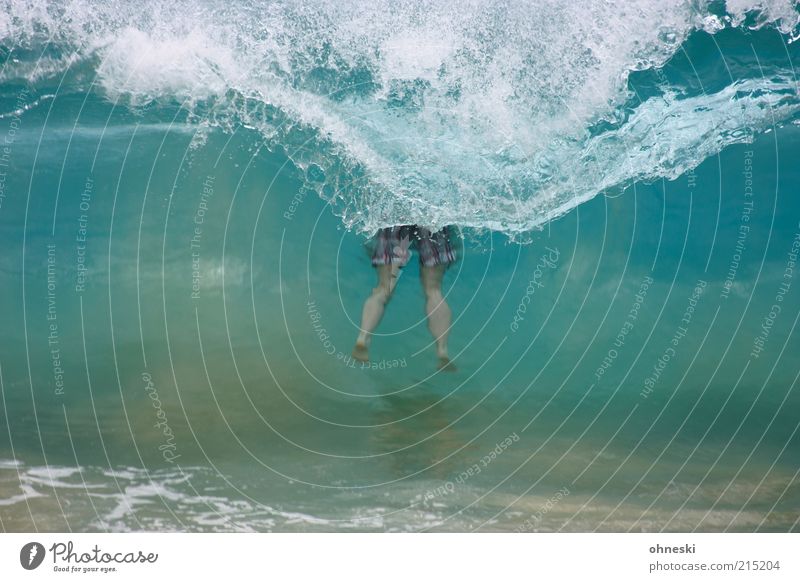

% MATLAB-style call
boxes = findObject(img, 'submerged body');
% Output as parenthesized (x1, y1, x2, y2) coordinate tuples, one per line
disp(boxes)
(354, 225, 458, 370)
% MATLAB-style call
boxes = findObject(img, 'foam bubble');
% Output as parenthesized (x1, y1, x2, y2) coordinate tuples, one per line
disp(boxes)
(2, 0, 799, 235)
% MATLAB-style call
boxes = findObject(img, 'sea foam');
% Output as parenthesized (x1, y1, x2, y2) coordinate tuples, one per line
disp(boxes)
(1, 0, 799, 236)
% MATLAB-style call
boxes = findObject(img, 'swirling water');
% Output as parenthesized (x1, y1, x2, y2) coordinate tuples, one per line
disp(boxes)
(0, 0, 799, 531)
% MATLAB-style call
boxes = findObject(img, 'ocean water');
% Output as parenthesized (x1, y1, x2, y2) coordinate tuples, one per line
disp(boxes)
(0, 0, 799, 532)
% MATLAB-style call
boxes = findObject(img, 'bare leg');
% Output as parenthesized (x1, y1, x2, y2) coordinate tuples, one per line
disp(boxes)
(353, 265, 399, 362)
(421, 264, 455, 371)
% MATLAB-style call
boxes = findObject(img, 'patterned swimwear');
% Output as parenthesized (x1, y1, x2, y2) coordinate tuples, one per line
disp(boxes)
(370, 225, 458, 267)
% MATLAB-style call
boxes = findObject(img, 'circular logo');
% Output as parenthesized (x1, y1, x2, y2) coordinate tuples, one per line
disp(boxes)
(20, 542, 46, 570)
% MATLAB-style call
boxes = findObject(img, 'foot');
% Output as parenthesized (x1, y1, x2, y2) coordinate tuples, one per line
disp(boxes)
(352, 342, 369, 363)
(437, 356, 457, 372)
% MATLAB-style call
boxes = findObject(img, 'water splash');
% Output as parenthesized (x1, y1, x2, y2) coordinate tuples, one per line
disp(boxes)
(1, 0, 799, 236)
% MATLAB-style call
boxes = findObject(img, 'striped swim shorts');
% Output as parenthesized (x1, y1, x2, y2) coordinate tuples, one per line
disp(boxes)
(370, 225, 458, 268)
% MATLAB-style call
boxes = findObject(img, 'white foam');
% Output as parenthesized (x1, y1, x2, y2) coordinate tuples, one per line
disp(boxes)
(2, 0, 799, 235)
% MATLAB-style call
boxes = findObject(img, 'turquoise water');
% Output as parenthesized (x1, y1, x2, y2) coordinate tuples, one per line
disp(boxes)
(1, 0, 799, 531)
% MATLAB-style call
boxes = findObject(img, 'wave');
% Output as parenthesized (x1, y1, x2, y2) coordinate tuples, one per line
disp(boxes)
(1, 0, 799, 236)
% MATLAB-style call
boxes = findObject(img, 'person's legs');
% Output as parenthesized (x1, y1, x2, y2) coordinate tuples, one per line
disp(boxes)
(353, 264, 395, 362)
(420, 263, 455, 371)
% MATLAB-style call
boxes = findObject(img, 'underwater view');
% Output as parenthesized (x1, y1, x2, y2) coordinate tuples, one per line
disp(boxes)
(0, 0, 799, 532)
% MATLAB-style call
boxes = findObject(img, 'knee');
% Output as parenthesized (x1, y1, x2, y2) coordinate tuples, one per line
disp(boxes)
(373, 284, 393, 304)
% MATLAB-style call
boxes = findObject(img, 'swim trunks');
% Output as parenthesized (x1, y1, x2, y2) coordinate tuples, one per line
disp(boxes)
(370, 225, 458, 267)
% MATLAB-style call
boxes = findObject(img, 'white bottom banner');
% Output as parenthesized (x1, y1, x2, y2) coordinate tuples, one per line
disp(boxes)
(1, 533, 797, 581)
